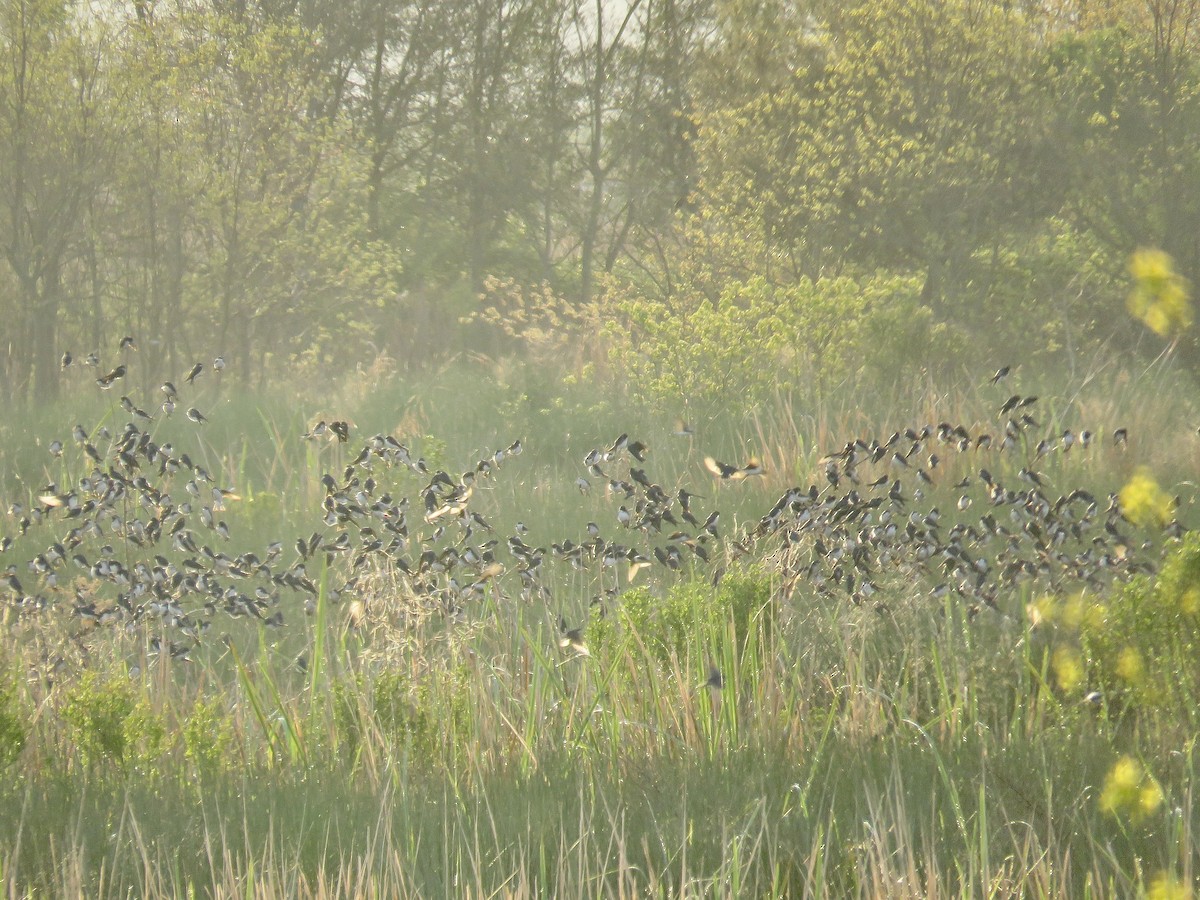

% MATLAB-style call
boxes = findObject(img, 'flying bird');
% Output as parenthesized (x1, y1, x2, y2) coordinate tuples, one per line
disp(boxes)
(96, 365, 126, 389)
(704, 456, 763, 480)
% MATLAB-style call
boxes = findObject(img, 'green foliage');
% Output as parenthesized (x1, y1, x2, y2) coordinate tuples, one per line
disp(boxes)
(611, 269, 930, 407)
(60, 673, 166, 772)
(616, 569, 774, 664)
(0, 681, 26, 768)
(334, 669, 453, 762)
(183, 698, 235, 778)
(1038, 533, 1200, 711)
(691, 0, 1056, 299)
(371, 670, 435, 750)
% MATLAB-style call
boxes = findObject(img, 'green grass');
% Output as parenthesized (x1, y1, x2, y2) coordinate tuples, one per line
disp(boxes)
(1, 355, 1199, 896)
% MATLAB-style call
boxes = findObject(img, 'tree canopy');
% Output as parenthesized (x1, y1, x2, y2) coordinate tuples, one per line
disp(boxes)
(0, 0, 1195, 402)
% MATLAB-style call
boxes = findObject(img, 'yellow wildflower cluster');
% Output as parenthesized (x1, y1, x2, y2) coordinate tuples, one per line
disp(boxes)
(1127, 248, 1192, 338)
(1099, 755, 1163, 822)
(1147, 872, 1193, 900)
(1119, 467, 1175, 530)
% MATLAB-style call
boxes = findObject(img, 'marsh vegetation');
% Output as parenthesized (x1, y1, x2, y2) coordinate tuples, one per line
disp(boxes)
(3, 0, 1200, 895)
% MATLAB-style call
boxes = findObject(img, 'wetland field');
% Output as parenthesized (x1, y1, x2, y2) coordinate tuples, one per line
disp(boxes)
(1, 350, 1199, 897)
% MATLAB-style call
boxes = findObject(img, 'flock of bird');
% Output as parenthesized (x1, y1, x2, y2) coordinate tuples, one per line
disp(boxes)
(0, 346, 1186, 669)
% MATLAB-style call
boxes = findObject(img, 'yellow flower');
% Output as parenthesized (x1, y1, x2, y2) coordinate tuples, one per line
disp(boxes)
(1128, 248, 1192, 338)
(1180, 587, 1200, 617)
(1100, 755, 1163, 822)
(1026, 595, 1057, 627)
(1052, 646, 1083, 693)
(1116, 647, 1145, 686)
(1119, 468, 1175, 530)
(1147, 871, 1192, 900)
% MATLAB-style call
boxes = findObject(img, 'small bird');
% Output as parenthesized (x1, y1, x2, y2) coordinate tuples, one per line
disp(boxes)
(558, 617, 589, 656)
(703, 665, 723, 691)
(1113, 427, 1128, 447)
(96, 365, 126, 389)
(161, 381, 178, 400)
(739, 457, 766, 478)
(213, 356, 226, 372)
(989, 366, 1010, 385)
(60, 351, 72, 370)
(705, 455, 764, 480)
(119, 335, 137, 351)
(704, 456, 738, 479)
(185, 363, 203, 384)
(672, 419, 695, 437)
(186, 407, 208, 424)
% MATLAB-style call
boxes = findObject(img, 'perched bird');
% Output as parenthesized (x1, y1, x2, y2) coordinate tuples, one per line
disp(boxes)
(60, 351, 72, 370)
(989, 366, 1010, 385)
(213, 356, 226, 372)
(119, 335, 137, 351)
(186, 407, 208, 425)
(185, 363, 203, 384)
(703, 665, 723, 691)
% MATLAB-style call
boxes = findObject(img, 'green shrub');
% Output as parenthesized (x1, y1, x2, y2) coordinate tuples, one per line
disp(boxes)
(183, 698, 236, 777)
(1035, 533, 1200, 714)
(615, 569, 775, 665)
(60, 672, 166, 771)
(610, 270, 931, 409)
(1079, 534, 1200, 709)
(333, 669, 448, 761)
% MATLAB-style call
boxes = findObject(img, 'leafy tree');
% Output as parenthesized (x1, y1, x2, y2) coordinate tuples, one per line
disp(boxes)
(0, 0, 113, 401)
(1049, 14, 1200, 352)
(104, 7, 393, 386)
